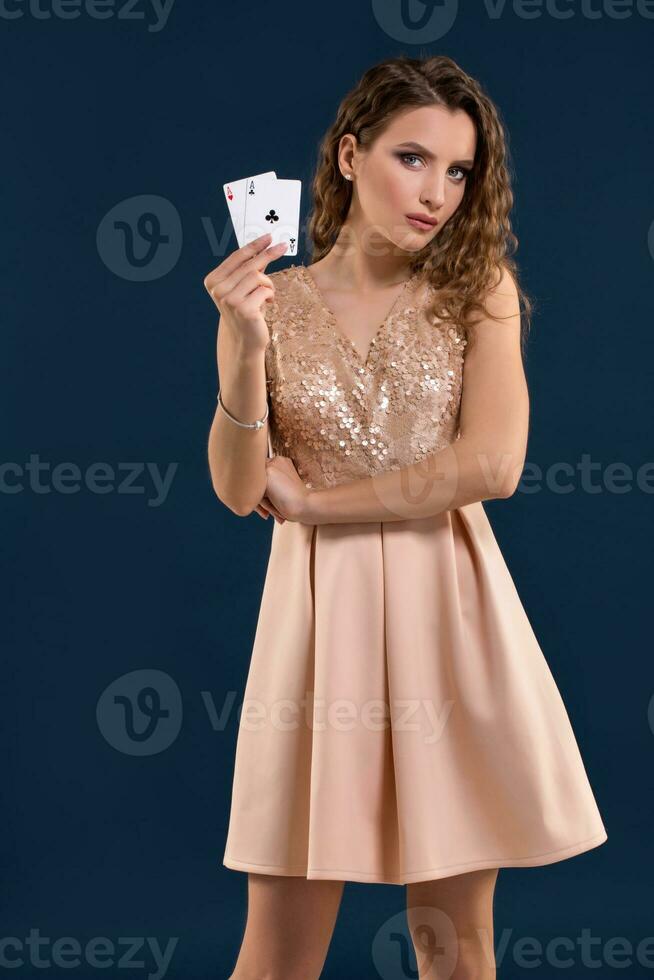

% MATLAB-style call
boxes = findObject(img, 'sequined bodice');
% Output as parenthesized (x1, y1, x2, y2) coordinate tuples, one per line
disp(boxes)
(263, 264, 467, 490)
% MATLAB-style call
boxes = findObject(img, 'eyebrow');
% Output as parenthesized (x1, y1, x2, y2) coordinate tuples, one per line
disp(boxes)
(394, 141, 475, 167)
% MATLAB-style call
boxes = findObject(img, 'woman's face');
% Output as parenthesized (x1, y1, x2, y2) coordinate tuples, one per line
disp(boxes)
(341, 104, 477, 255)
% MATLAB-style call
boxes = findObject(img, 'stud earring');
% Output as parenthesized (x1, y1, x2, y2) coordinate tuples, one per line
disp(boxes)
(344, 173, 353, 181)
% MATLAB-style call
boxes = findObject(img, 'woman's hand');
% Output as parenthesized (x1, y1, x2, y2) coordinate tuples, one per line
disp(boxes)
(203, 232, 288, 356)
(256, 456, 313, 523)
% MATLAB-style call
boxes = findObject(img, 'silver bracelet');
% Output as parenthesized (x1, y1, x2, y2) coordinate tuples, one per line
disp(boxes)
(217, 387, 269, 430)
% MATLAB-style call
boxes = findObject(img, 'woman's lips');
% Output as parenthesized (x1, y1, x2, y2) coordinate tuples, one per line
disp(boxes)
(405, 215, 437, 232)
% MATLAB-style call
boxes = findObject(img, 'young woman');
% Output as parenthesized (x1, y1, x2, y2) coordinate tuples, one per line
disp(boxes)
(205, 54, 607, 980)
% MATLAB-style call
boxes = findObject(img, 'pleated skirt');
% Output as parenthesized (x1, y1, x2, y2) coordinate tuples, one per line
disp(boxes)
(222, 502, 608, 885)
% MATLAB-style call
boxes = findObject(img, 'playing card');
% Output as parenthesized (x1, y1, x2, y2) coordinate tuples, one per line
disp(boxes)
(223, 171, 276, 247)
(243, 176, 301, 256)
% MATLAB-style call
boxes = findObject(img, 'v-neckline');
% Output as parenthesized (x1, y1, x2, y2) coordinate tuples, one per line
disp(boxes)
(295, 263, 419, 371)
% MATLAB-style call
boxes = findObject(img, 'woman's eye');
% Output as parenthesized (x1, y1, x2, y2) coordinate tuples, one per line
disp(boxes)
(399, 152, 423, 168)
(398, 153, 471, 181)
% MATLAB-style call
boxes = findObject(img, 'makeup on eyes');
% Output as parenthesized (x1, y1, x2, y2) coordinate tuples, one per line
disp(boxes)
(395, 151, 470, 181)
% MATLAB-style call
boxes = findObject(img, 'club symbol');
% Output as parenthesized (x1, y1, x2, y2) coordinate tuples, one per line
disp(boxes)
(265, 210, 280, 224)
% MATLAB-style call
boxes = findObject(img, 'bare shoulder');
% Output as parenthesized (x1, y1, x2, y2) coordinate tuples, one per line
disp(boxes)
(464, 265, 521, 353)
(480, 264, 520, 325)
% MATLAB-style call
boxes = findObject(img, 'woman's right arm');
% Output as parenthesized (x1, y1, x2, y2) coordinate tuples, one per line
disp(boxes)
(204, 233, 288, 516)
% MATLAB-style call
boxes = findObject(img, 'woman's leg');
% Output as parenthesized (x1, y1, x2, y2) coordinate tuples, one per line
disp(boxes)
(228, 872, 345, 980)
(406, 868, 499, 980)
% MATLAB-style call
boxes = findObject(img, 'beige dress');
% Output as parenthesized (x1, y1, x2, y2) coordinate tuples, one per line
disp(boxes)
(221, 263, 608, 885)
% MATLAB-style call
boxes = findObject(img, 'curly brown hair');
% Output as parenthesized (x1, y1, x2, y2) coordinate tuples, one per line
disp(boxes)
(306, 54, 534, 356)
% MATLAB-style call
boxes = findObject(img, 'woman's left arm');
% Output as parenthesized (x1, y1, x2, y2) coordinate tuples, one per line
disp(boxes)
(296, 267, 530, 525)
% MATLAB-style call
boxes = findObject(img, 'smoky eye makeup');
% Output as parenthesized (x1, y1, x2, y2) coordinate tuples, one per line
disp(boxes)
(395, 151, 424, 168)
(395, 151, 471, 181)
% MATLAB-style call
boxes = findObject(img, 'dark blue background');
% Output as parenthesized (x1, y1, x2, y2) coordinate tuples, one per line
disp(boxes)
(2, 1, 652, 977)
